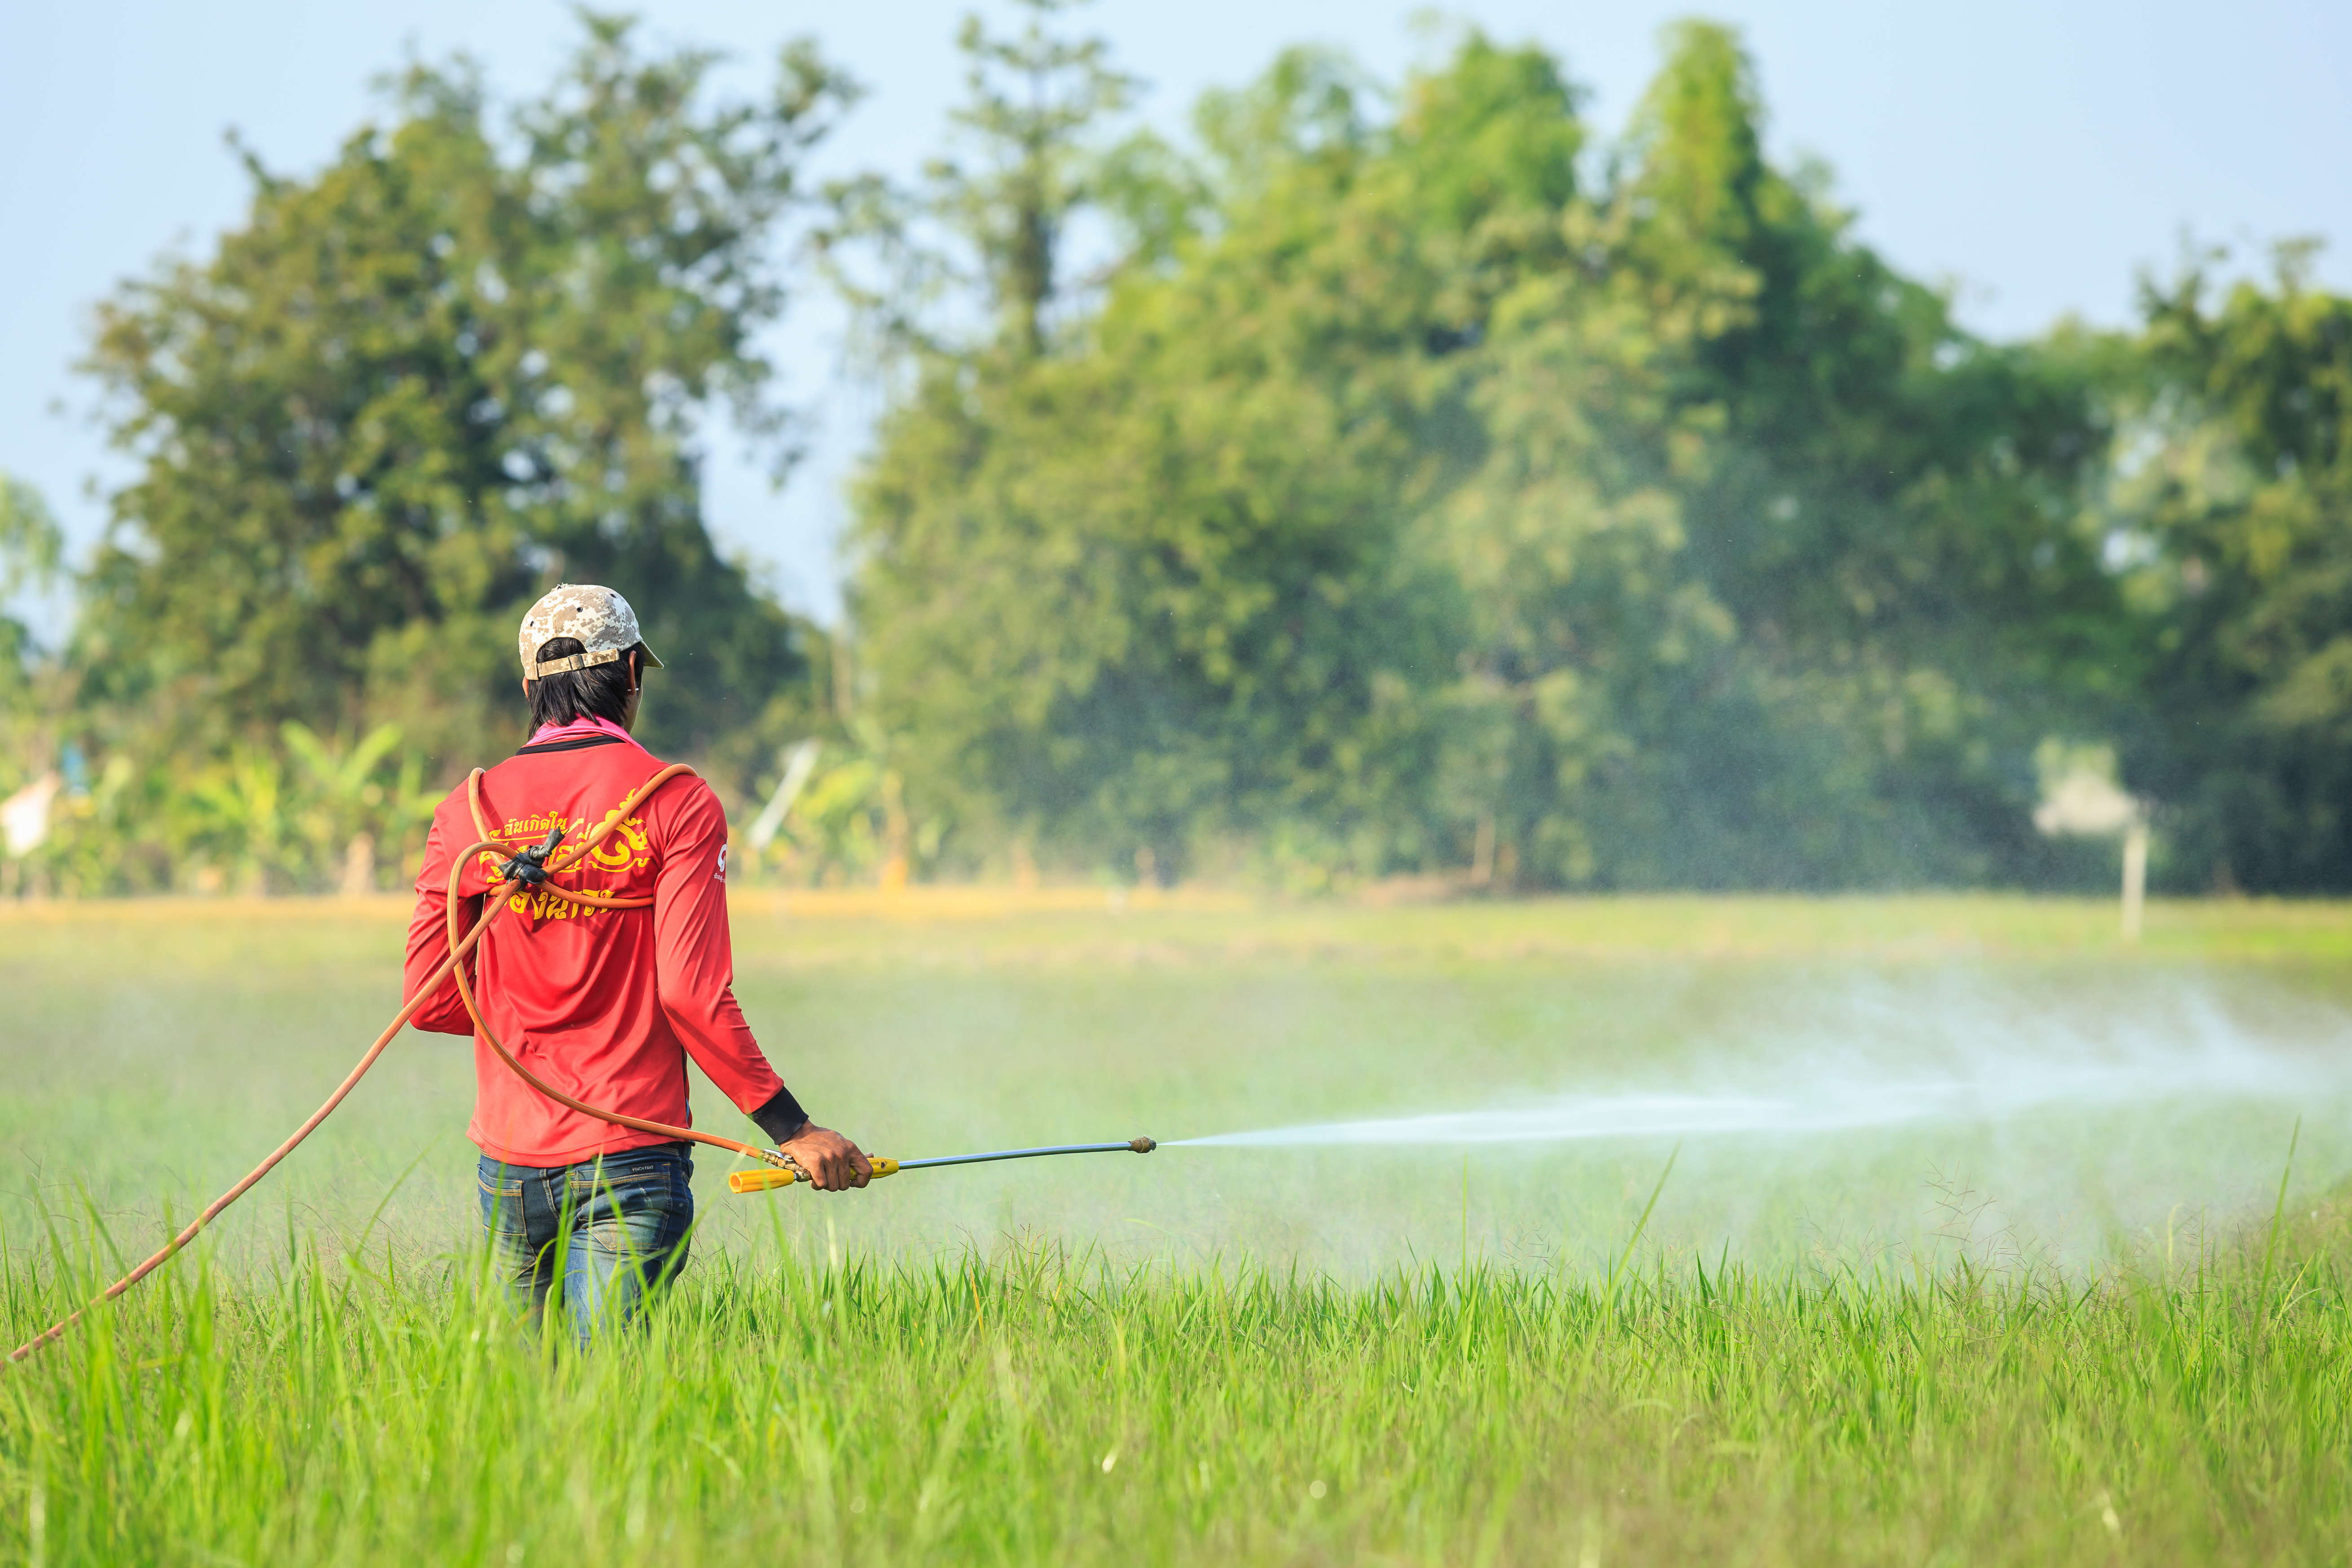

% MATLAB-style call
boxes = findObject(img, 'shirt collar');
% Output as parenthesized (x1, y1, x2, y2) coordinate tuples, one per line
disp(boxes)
(525, 715, 646, 751)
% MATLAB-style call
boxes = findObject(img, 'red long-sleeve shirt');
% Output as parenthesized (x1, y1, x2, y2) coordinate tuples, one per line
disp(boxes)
(405, 727, 793, 1167)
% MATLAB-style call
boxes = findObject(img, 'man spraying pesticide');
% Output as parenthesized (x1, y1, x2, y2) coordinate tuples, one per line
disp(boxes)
(402, 584, 873, 1342)
(4, 584, 1150, 1365)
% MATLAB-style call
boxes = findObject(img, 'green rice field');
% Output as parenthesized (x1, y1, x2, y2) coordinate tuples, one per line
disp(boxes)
(2, 893, 2349, 1563)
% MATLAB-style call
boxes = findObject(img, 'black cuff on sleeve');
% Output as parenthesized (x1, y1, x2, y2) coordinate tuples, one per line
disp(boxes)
(750, 1087, 811, 1146)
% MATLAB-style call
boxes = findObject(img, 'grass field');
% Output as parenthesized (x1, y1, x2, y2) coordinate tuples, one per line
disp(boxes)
(2, 893, 2349, 1563)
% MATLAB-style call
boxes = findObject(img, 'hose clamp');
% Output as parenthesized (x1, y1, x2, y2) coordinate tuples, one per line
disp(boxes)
(499, 826, 566, 887)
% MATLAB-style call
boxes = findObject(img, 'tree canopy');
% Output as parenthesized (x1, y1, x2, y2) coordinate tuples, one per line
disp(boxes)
(4, 7, 2347, 897)
(2109, 247, 2352, 888)
(847, 19, 2137, 890)
(77, 17, 851, 782)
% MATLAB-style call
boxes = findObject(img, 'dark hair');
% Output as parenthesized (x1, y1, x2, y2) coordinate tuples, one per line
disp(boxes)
(526, 637, 643, 729)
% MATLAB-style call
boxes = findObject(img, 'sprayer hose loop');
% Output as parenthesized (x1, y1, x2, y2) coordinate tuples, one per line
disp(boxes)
(6, 762, 783, 1366)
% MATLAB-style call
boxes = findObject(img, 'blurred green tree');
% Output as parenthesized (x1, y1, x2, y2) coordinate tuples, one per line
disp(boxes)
(0, 473, 76, 809)
(0, 473, 63, 671)
(1464, 21, 2122, 888)
(2106, 242, 2352, 890)
(846, 20, 2120, 888)
(76, 16, 853, 794)
(818, 0, 1150, 362)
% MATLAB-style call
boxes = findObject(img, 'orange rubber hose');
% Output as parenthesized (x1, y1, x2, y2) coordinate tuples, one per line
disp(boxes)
(6, 762, 781, 1365)
(446, 762, 787, 1169)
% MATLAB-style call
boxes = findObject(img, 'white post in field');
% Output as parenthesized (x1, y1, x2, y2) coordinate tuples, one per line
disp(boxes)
(2032, 755, 2146, 945)
(2121, 822, 2148, 942)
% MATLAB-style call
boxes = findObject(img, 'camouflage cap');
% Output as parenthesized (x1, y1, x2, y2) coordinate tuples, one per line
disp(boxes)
(517, 584, 666, 679)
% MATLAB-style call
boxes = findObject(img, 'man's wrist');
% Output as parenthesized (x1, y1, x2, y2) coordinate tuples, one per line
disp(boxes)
(750, 1087, 812, 1147)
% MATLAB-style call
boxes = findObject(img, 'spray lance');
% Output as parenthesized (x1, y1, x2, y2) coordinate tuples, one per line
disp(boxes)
(5, 764, 1155, 1365)
(731, 1137, 1158, 1192)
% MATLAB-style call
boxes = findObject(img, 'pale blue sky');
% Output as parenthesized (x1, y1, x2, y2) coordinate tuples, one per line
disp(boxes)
(5, 0, 2345, 628)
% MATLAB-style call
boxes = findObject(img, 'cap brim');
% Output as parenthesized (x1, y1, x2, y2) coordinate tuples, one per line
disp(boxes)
(638, 642, 664, 670)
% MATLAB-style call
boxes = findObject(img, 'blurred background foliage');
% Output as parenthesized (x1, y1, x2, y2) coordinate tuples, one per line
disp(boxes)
(2, 5, 2347, 896)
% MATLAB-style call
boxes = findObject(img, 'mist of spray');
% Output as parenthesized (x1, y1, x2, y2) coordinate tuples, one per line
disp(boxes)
(1169, 978, 2346, 1151)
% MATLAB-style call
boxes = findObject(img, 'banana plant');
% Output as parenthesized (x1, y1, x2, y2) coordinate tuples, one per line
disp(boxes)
(179, 746, 294, 893)
(757, 716, 946, 885)
(282, 721, 408, 890)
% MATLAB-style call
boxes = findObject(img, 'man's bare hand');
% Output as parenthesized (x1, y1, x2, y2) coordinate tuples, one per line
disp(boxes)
(780, 1124, 871, 1192)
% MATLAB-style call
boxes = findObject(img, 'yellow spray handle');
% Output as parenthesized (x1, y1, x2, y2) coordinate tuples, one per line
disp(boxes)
(729, 1157, 899, 1194)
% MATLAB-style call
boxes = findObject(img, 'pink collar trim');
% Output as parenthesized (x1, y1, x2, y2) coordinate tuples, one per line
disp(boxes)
(526, 715, 645, 750)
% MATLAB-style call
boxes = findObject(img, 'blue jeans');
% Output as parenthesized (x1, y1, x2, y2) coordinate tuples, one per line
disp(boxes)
(476, 1144, 694, 1345)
